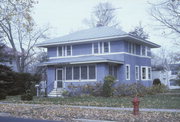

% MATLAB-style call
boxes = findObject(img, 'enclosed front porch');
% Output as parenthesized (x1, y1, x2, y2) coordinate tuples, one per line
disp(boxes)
(46, 62, 123, 97)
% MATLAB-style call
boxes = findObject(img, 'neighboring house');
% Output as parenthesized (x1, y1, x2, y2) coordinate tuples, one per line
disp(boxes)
(37, 26, 160, 97)
(0, 44, 19, 72)
(152, 64, 180, 89)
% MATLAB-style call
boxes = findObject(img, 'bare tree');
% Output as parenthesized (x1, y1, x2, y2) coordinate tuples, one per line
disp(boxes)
(129, 22, 149, 39)
(149, 0, 180, 44)
(151, 48, 179, 71)
(0, 0, 48, 72)
(83, 2, 119, 27)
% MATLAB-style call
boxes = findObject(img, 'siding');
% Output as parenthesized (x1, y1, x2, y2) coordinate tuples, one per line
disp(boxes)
(72, 43, 92, 55)
(110, 40, 124, 52)
(48, 47, 57, 57)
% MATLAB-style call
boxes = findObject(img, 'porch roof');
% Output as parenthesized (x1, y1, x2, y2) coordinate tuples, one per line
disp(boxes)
(40, 56, 124, 66)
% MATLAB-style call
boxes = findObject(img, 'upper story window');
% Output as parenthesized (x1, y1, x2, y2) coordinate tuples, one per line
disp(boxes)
(103, 42, 110, 53)
(125, 64, 130, 80)
(128, 42, 136, 54)
(57, 45, 72, 57)
(141, 46, 146, 56)
(58, 46, 63, 56)
(66, 45, 72, 56)
(92, 42, 100, 54)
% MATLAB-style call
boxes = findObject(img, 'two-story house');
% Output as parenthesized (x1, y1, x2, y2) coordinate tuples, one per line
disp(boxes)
(37, 26, 160, 97)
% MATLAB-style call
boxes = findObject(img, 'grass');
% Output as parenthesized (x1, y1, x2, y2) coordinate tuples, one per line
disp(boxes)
(1, 94, 180, 109)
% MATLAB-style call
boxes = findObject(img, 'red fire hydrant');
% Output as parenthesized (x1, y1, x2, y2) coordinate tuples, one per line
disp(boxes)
(132, 96, 140, 115)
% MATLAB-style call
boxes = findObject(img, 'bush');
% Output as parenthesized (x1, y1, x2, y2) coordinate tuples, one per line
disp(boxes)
(0, 89, 6, 100)
(153, 79, 161, 85)
(147, 84, 167, 95)
(66, 83, 103, 97)
(102, 75, 115, 97)
(62, 90, 70, 97)
(21, 90, 33, 101)
(114, 83, 148, 97)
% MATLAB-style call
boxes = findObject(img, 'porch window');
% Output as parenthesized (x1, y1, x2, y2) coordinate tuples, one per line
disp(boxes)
(81, 66, 87, 79)
(93, 43, 99, 54)
(66, 45, 72, 56)
(125, 64, 130, 80)
(66, 67, 72, 80)
(73, 66, 80, 80)
(135, 66, 139, 80)
(58, 46, 63, 56)
(89, 65, 96, 79)
(103, 42, 110, 53)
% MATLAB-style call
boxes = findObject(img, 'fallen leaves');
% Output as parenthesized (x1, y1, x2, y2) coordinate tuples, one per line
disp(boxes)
(0, 104, 180, 122)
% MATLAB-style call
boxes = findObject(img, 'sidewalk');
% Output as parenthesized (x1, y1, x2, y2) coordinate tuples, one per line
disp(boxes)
(0, 102, 180, 113)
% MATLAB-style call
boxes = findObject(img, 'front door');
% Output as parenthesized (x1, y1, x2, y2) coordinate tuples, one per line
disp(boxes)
(56, 69, 63, 88)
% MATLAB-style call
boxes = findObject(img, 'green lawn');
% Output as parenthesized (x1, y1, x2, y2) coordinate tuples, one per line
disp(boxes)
(1, 94, 180, 109)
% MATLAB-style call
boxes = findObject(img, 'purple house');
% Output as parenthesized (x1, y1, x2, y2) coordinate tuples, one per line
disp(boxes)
(37, 26, 160, 97)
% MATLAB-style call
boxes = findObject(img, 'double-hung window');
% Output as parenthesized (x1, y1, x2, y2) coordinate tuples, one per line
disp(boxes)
(58, 46, 63, 56)
(66, 45, 72, 56)
(141, 46, 146, 56)
(103, 42, 110, 53)
(93, 42, 100, 54)
(109, 65, 118, 79)
(148, 67, 151, 79)
(135, 66, 139, 80)
(126, 64, 130, 80)
(141, 66, 151, 80)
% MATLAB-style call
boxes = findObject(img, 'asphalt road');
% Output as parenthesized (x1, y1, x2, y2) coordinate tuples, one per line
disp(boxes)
(0, 116, 63, 122)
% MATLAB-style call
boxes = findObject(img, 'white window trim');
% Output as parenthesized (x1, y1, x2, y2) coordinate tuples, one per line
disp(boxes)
(135, 65, 139, 80)
(65, 45, 72, 56)
(141, 66, 151, 80)
(102, 41, 110, 53)
(125, 64, 130, 80)
(57, 46, 64, 57)
(92, 42, 100, 54)
(148, 67, 152, 80)
(64, 65, 97, 82)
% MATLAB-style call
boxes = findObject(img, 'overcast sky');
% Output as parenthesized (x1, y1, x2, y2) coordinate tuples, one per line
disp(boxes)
(33, 0, 178, 52)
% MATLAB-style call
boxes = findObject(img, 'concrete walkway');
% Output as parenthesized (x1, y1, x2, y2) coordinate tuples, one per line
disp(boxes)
(0, 102, 180, 113)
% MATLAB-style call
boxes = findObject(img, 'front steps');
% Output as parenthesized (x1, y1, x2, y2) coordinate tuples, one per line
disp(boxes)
(48, 88, 64, 97)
